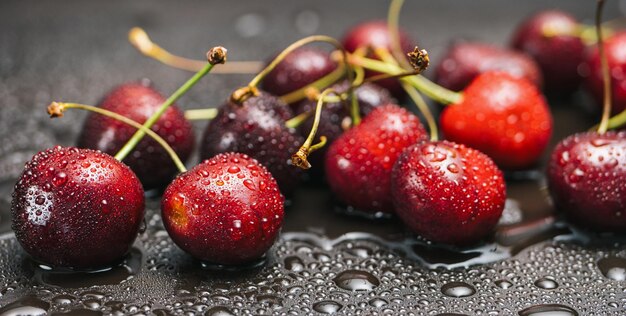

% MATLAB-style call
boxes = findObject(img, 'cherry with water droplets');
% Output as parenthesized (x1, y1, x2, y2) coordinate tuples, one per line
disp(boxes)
(261, 47, 338, 98)
(342, 20, 413, 98)
(440, 72, 553, 169)
(78, 81, 194, 190)
(435, 42, 542, 91)
(11, 146, 144, 269)
(547, 131, 626, 231)
(325, 104, 428, 214)
(391, 141, 506, 245)
(161, 152, 284, 265)
(199, 91, 304, 195)
(511, 10, 585, 94)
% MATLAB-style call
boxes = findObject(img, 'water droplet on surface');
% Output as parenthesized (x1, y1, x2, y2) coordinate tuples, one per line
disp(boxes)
(534, 277, 558, 289)
(518, 304, 578, 316)
(313, 300, 342, 314)
(441, 282, 476, 297)
(495, 279, 513, 289)
(597, 257, 626, 281)
(0, 296, 49, 316)
(205, 306, 236, 316)
(333, 270, 379, 291)
(284, 256, 304, 272)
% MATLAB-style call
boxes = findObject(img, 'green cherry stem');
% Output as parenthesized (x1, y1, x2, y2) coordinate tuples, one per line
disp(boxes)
(280, 62, 347, 104)
(115, 46, 226, 161)
(387, 0, 412, 69)
(47, 102, 187, 173)
(291, 88, 337, 169)
(184, 108, 218, 120)
(596, 0, 611, 134)
(347, 53, 463, 104)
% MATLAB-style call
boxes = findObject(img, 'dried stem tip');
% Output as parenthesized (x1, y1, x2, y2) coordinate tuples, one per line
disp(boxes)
(47, 102, 66, 118)
(207, 46, 227, 65)
(407, 47, 429, 72)
(291, 148, 312, 170)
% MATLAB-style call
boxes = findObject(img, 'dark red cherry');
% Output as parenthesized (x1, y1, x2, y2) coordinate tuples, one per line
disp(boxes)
(11, 146, 144, 269)
(391, 141, 506, 245)
(77, 81, 194, 190)
(511, 10, 585, 94)
(161, 152, 284, 265)
(261, 47, 338, 98)
(435, 42, 542, 91)
(584, 32, 626, 114)
(342, 20, 413, 98)
(325, 104, 428, 214)
(440, 72, 553, 169)
(295, 80, 393, 169)
(547, 131, 626, 231)
(199, 91, 304, 195)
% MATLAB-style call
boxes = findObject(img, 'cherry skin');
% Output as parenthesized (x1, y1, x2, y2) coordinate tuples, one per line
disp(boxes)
(391, 141, 506, 245)
(199, 91, 304, 195)
(342, 20, 413, 98)
(161, 152, 284, 265)
(511, 10, 585, 94)
(547, 131, 626, 231)
(295, 80, 393, 169)
(435, 42, 542, 91)
(585, 32, 626, 114)
(325, 104, 428, 214)
(440, 72, 553, 169)
(261, 47, 338, 98)
(78, 81, 194, 190)
(11, 146, 144, 269)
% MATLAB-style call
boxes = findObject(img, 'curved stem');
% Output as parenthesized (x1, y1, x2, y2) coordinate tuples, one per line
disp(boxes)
(387, 0, 411, 69)
(596, 0, 611, 134)
(348, 53, 463, 104)
(280, 62, 346, 104)
(116, 56, 220, 161)
(129, 27, 261, 73)
(604, 108, 626, 130)
(291, 88, 337, 169)
(184, 108, 218, 120)
(47, 102, 187, 173)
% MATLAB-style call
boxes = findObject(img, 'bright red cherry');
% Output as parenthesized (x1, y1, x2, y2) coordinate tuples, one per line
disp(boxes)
(325, 104, 428, 214)
(161, 152, 284, 265)
(440, 72, 553, 169)
(11, 146, 144, 269)
(391, 141, 506, 245)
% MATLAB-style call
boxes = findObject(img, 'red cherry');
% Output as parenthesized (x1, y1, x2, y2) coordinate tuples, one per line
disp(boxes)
(342, 20, 413, 98)
(199, 91, 304, 195)
(261, 47, 338, 98)
(585, 32, 626, 114)
(78, 82, 194, 190)
(391, 141, 506, 245)
(440, 72, 553, 169)
(511, 10, 585, 93)
(325, 104, 428, 214)
(435, 42, 542, 91)
(547, 131, 626, 231)
(161, 152, 284, 265)
(11, 146, 144, 269)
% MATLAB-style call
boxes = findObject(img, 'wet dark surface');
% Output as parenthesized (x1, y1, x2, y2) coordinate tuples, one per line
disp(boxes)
(1, 0, 626, 315)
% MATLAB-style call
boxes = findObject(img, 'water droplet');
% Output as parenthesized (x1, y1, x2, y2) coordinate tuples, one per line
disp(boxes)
(495, 280, 513, 289)
(284, 256, 304, 272)
(333, 270, 379, 291)
(0, 296, 49, 316)
(518, 304, 578, 316)
(441, 282, 476, 297)
(534, 277, 558, 289)
(312, 300, 342, 314)
(227, 166, 240, 174)
(53, 171, 67, 186)
(597, 257, 626, 281)
(205, 306, 236, 316)
(243, 179, 256, 191)
(368, 298, 387, 307)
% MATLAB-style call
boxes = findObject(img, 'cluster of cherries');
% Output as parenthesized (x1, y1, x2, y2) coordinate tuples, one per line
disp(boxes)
(10, 1, 626, 271)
